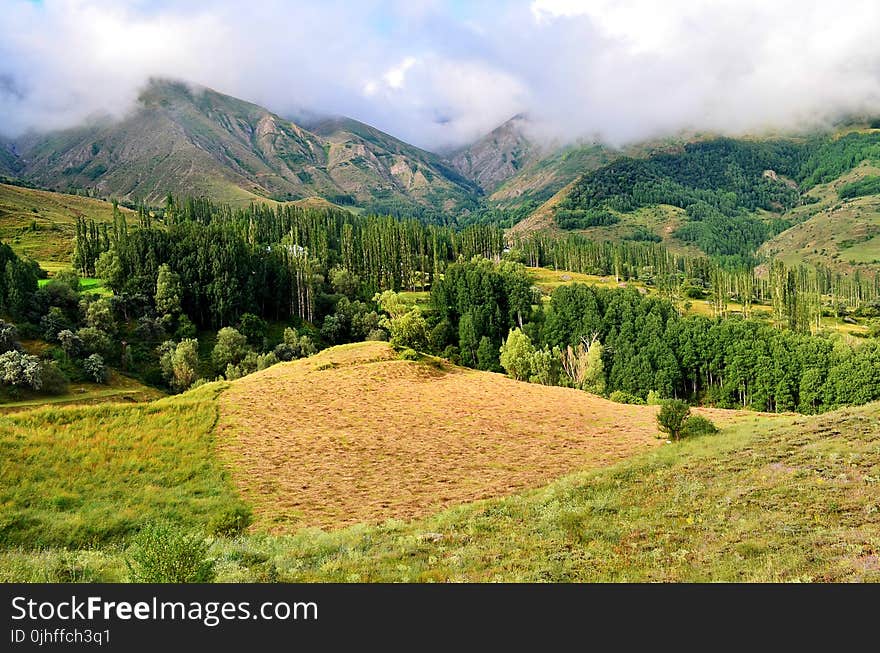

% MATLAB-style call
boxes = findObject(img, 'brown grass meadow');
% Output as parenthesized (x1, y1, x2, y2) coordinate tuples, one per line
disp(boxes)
(216, 341, 754, 533)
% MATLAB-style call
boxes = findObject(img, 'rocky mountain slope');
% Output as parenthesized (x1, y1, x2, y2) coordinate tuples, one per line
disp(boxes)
(11, 79, 478, 212)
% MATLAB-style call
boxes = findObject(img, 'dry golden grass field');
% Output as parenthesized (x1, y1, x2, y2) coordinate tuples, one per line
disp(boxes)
(216, 341, 755, 533)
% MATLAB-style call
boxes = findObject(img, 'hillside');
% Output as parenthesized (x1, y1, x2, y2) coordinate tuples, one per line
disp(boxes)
(12, 79, 478, 213)
(308, 116, 479, 212)
(0, 182, 135, 262)
(0, 139, 22, 178)
(0, 341, 755, 547)
(519, 129, 880, 264)
(759, 161, 880, 273)
(217, 342, 751, 532)
(3, 341, 879, 581)
(218, 341, 665, 532)
(265, 400, 880, 582)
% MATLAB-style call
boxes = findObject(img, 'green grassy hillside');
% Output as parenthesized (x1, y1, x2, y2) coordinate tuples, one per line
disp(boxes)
(0, 382, 241, 549)
(760, 161, 880, 273)
(0, 183, 135, 263)
(516, 127, 880, 267)
(1, 343, 877, 582)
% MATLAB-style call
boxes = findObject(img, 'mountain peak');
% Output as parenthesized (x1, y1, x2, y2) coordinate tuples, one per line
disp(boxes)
(447, 113, 539, 193)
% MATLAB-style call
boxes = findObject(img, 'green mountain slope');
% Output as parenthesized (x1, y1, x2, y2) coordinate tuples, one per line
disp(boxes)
(518, 128, 880, 266)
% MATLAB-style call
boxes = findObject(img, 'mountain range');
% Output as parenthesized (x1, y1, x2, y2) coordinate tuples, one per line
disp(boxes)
(3, 78, 880, 275)
(5, 80, 482, 213)
(0, 78, 628, 221)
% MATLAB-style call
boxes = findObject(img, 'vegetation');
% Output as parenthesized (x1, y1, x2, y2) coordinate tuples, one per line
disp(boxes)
(838, 175, 880, 200)
(2, 364, 877, 582)
(554, 132, 880, 262)
(0, 384, 246, 548)
(125, 521, 215, 583)
(2, 122, 879, 585)
(657, 400, 691, 440)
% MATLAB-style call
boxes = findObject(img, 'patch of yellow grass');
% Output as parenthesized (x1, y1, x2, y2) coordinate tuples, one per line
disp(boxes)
(216, 342, 756, 533)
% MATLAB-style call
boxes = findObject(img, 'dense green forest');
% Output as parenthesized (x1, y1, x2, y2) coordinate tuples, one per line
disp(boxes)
(2, 191, 879, 415)
(419, 259, 880, 413)
(555, 132, 880, 261)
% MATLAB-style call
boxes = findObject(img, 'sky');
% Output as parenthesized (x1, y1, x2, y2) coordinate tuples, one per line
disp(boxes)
(1, 0, 880, 150)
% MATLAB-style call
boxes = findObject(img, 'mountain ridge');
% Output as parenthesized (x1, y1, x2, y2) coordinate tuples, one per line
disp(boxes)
(9, 79, 479, 212)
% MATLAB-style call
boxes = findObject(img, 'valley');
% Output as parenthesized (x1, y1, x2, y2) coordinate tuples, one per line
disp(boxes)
(1, 77, 880, 587)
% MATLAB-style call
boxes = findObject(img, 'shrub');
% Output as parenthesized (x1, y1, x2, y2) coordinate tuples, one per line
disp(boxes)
(609, 390, 645, 405)
(0, 350, 42, 389)
(83, 353, 108, 384)
(238, 313, 267, 346)
(208, 506, 252, 537)
(0, 320, 19, 354)
(657, 399, 691, 440)
(499, 328, 535, 381)
(389, 310, 428, 351)
(398, 348, 421, 361)
(366, 328, 388, 342)
(40, 361, 69, 395)
(126, 521, 215, 583)
(681, 414, 719, 438)
(647, 390, 664, 405)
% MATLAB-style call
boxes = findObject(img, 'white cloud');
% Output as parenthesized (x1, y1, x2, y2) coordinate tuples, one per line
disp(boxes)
(1, 0, 879, 150)
(382, 57, 417, 90)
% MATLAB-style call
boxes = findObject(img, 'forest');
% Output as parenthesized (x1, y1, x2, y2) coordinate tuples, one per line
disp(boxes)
(1, 192, 879, 416)
(555, 132, 880, 262)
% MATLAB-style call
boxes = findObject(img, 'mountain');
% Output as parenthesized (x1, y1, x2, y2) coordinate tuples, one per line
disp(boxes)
(759, 159, 880, 274)
(447, 114, 542, 194)
(307, 115, 480, 213)
(0, 138, 22, 178)
(12, 79, 478, 212)
(510, 128, 880, 265)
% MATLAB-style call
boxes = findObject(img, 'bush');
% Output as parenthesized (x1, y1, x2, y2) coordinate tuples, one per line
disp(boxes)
(126, 521, 215, 583)
(389, 310, 428, 351)
(83, 353, 108, 384)
(657, 399, 691, 440)
(208, 506, 252, 537)
(366, 328, 388, 342)
(681, 414, 719, 438)
(646, 390, 664, 405)
(609, 390, 645, 405)
(398, 348, 421, 361)
(0, 350, 42, 389)
(40, 361, 69, 395)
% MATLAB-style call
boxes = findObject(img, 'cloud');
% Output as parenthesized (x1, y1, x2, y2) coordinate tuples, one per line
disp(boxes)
(1, 0, 879, 150)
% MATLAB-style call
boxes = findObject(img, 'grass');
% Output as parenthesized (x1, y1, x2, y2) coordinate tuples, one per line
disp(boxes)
(759, 162, 880, 274)
(215, 342, 752, 533)
(1, 341, 877, 583)
(0, 183, 135, 263)
(227, 404, 871, 583)
(38, 273, 111, 296)
(0, 382, 245, 549)
(4, 395, 877, 582)
(0, 370, 165, 413)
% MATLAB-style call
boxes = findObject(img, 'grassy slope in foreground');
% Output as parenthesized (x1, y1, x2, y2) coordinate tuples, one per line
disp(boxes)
(0, 383, 245, 549)
(257, 404, 875, 582)
(1, 342, 878, 582)
(214, 342, 750, 533)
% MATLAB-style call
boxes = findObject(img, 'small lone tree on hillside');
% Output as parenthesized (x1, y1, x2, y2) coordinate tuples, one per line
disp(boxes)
(657, 399, 691, 441)
(499, 328, 535, 381)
